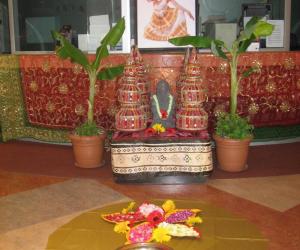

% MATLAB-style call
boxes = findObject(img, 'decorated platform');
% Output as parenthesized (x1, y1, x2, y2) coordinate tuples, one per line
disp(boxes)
(111, 131, 213, 184)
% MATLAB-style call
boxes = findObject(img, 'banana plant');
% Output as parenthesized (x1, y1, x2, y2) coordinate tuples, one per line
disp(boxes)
(169, 17, 274, 116)
(52, 17, 125, 135)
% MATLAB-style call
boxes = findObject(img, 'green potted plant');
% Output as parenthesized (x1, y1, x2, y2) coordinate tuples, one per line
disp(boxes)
(52, 17, 125, 168)
(169, 17, 274, 172)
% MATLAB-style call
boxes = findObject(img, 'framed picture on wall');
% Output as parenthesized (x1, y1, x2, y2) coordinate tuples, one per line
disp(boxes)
(137, 0, 197, 49)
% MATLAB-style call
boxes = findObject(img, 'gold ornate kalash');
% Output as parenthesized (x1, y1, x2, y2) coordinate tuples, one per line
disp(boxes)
(115, 52, 147, 132)
(134, 47, 151, 121)
(176, 48, 208, 131)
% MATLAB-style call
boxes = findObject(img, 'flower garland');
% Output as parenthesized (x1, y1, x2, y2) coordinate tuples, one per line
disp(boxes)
(153, 94, 173, 120)
(101, 200, 202, 245)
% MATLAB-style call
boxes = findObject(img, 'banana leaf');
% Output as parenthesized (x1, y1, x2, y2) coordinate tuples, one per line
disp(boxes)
(169, 36, 211, 48)
(211, 40, 228, 60)
(52, 31, 89, 70)
(94, 17, 125, 70)
(97, 65, 125, 80)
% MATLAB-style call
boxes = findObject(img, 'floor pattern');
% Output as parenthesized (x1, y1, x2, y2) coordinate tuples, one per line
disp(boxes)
(208, 174, 300, 212)
(1, 141, 300, 250)
(0, 178, 129, 250)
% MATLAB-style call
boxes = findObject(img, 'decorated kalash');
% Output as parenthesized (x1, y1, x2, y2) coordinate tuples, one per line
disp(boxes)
(101, 200, 202, 249)
(111, 47, 213, 183)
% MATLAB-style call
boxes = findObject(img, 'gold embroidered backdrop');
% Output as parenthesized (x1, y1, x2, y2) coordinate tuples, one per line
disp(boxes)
(0, 52, 299, 142)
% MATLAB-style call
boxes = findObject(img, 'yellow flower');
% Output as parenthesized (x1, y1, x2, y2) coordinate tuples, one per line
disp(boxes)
(122, 202, 136, 214)
(152, 227, 171, 243)
(114, 221, 130, 234)
(186, 216, 203, 226)
(152, 123, 166, 133)
(162, 200, 176, 213)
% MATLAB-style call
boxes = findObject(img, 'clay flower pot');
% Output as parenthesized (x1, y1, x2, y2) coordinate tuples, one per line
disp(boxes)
(69, 133, 106, 168)
(213, 134, 252, 172)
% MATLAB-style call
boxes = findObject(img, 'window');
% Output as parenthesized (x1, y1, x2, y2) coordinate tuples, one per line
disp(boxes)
(6, 0, 298, 53)
(198, 0, 290, 50)
(291, 0, 300, 50)
(0, 0, 10, 53)
(127, 0, 293, 51)
(10, 0, 130, 53)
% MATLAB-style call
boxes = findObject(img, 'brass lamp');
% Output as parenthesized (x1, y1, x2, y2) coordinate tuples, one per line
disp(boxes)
(116, 242, 173, 250)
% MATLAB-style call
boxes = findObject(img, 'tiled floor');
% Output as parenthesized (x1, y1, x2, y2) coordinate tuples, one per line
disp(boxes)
(208, 175, 300, 212)
(0, 141, 300, 250)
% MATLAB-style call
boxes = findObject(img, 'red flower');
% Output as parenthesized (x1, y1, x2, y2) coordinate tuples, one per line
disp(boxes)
(160, 109, 168, 119)
(145, 127, 155, 135)
(146, 211, 164, 226)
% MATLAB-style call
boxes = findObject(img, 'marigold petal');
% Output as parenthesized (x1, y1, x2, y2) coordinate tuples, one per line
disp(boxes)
(152, 227, 171, 243)
(162, 200, 176, 213)
(114, 221, 130, 234)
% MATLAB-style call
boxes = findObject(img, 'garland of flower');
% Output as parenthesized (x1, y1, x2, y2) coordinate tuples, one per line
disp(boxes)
(153, 94, 173, 119)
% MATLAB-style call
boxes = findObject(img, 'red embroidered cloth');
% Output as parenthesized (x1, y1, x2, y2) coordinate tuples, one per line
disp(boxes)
(19, 53, 300, 131)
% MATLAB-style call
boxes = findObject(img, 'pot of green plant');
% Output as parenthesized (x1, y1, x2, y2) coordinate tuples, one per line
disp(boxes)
(169, 16, 274, 172)
(213, 113, 253, 172)
(52, 18, 125, 168)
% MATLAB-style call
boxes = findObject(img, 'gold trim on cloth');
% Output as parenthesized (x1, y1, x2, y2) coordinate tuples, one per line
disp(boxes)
(111, 141, 213, 175)
(75, 104, 85, 116)
(248, 103, 260, 115)
(58, 83, 69, 94)
(283, 58, 295, 70)
(29, 81, 38, 92)
(279, 101, 291, 112)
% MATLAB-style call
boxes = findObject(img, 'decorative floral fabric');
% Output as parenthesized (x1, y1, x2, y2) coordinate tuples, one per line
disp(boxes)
(19, 54, 124, 131)
(0, 55, 68, 142)
(2, 52, 298, 141)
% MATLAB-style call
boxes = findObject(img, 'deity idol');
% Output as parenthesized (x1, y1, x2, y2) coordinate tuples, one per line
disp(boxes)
(151, 80, 175, 128)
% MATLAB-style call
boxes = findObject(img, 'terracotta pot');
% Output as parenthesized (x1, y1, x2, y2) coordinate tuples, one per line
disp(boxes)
(69, 133, 106, 168)
(213, 134, 252, 172)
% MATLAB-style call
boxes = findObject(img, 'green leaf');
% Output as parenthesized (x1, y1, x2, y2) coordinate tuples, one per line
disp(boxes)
(238, 17, 262, 42)
(101, 17, 125, 46)
(237, 34, 256, 54)
(253, 20, 274, 37)
(93, 45, 109, 70)
(51, 31, 89, 70)
(75, 121, 103, 136)
(215, 113, 253, 139)
(245, 16, 262, 30)
(238, 17, 274, 43)
(169, 36, 212, 48)
(242, 66, 258, 78)
(97, 65, 124, 80)
(211, 40, 228, 60)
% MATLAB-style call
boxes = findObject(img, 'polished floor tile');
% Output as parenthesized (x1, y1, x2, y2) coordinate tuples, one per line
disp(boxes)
(0, 170, 66, 197)
(1, 141, 300, 250)
(0, 198, 130, 250)
(208, 175, 300, 211)
(0, 179, 128, 233)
